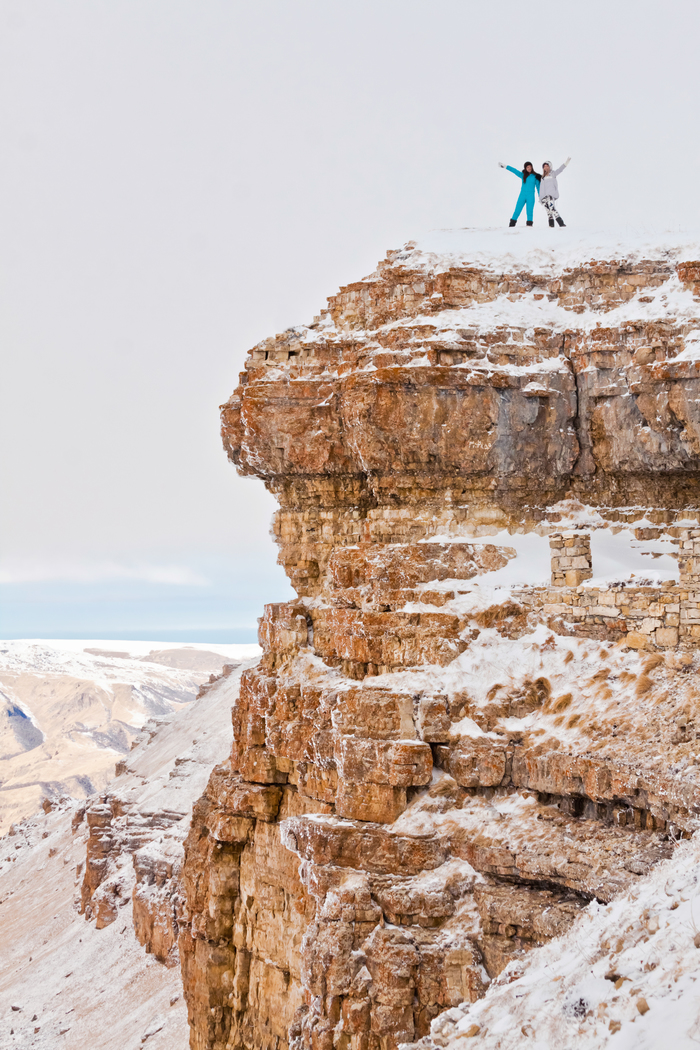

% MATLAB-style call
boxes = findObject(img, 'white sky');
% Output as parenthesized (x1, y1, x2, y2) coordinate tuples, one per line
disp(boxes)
(1, 0, 699, 638)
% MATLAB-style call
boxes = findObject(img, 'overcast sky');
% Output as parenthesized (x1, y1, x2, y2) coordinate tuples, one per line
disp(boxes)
(1, 0, 699, 640)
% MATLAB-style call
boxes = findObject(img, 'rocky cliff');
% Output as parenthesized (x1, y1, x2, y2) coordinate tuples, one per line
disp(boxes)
(180, 230, 700, 1050)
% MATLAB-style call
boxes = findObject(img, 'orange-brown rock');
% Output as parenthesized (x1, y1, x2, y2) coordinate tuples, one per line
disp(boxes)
(181, 236, 700, 1050)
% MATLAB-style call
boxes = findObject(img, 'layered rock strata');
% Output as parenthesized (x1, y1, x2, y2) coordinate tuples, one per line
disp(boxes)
(181, 235, 700, 1050)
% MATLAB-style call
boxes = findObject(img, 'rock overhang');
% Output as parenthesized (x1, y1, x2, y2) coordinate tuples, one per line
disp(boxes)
(223, 230, 700, 513)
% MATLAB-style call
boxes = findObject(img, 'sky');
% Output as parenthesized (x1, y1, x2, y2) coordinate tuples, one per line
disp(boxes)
(1, 0, 699, 641)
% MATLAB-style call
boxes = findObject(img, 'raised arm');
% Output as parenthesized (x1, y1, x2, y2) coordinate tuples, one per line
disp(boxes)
(505, 165, 522, 178)
(553, 157, 572, 177)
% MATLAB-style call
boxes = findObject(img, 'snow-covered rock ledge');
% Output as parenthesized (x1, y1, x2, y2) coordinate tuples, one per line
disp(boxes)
(421, 835, 700, 1049)
(388, 226, 700, 277)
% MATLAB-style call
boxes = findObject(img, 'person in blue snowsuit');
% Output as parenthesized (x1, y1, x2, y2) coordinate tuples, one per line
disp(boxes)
(498, 161, 541, 227)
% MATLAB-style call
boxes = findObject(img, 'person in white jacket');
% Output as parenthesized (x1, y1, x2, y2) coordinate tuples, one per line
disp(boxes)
(540, 158, 571, 227)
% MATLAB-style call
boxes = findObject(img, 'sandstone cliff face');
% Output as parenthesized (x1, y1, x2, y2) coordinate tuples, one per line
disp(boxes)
(181, 233, 700, 1050)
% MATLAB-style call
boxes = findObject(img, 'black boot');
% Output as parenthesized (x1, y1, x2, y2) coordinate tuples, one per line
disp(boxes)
(556, 217, 566, 227)
(509, 219, 517, 227)
(526, 220, 533, 227)
(548, 218, 555, 228)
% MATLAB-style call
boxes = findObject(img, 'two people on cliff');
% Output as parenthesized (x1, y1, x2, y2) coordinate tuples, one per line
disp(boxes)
(498, 159, 571, 227)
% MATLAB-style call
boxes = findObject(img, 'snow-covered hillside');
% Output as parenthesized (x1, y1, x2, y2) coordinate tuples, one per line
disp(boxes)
(431, 836, 700, 1049)
(0, 639, 259, 833)
(0, 656, 255, 1049)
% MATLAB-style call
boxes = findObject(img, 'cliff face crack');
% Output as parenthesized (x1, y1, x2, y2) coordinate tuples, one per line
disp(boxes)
(181, 236, 700, 1050)
(567, 339, 592, 478)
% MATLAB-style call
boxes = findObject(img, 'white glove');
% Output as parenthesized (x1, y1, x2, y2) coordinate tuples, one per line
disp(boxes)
(498, 162, 506, 169)
(565, 156, 572, 166)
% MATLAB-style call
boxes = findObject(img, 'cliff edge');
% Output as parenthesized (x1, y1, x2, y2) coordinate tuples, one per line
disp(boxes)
(180, 230, 700, 1050)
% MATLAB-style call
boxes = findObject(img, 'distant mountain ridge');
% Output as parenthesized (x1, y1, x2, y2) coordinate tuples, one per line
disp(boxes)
(0, 639, 258, 833)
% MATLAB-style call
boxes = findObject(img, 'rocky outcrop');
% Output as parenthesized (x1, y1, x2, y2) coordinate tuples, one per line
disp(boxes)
(80, 790, 185, 950)
(78, 661, 248, 962)
(181, 234, 700, 1050)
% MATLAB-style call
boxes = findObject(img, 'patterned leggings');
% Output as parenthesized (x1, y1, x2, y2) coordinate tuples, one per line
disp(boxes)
(541, 195, 562, 220)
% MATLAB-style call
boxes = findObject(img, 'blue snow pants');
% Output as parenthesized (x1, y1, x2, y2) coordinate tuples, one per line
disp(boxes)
(512, 189, 535, 222)
(506, 166, 538, 222)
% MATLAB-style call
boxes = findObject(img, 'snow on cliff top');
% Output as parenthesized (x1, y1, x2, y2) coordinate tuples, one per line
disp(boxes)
(391, 227, 700, 277)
